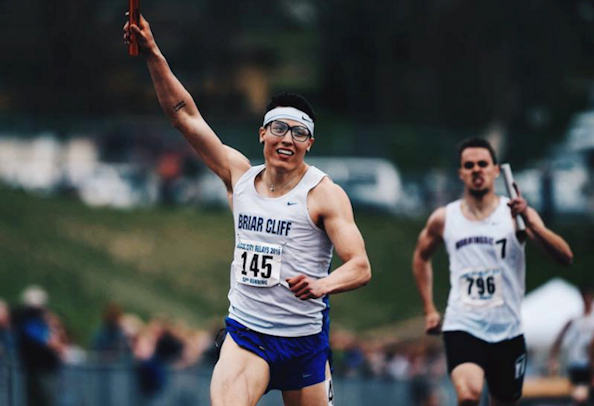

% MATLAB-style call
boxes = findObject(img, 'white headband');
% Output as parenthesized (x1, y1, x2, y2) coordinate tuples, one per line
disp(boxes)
(263, 107, 315, 137)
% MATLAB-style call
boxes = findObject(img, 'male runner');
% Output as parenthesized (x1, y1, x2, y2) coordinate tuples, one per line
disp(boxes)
(549, 284, 594, 406)
(123, 16, 371, 406)
(412, 137, 573, 406)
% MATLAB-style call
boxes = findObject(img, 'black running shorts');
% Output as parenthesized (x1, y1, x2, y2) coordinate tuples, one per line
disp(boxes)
(443, 330, 527, 403)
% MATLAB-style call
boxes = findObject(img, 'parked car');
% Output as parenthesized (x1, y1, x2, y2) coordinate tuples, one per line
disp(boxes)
(306, 157, 404, 214)
(500, 107, 594, 217)
(78, 164, 156, 209)
(549, 150, 592, 215)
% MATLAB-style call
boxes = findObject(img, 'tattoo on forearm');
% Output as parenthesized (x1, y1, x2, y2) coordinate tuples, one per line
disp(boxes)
(173, 100, 186, 112)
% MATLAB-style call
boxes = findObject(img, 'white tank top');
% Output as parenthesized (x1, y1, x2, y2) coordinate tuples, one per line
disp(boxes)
(442, 197, 526, 342)
(562, 311, 594, 368)
(227, 164, 334, 337)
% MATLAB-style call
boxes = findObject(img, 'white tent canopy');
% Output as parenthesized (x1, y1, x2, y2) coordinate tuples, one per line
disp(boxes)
(521, 278, 584, 351)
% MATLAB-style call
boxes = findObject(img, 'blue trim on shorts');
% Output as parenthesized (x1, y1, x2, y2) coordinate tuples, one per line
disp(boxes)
(225, 301, 331, 392)
(322, 295, 333, 371)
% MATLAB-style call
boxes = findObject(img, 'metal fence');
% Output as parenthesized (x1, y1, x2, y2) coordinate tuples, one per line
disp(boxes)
(0, 359, 461, 406)
(1, 359, 578, 406)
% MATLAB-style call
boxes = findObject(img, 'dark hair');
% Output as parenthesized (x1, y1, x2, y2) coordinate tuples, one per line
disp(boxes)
(265, 93, 317, 123)
(457, 137, 498, 166)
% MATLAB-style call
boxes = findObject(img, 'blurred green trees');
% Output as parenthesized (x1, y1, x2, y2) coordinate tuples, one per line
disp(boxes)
(1, 0, 593, 165)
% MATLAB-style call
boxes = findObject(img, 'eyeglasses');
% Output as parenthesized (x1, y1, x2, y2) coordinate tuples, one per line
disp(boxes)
(267, 120, 312, 143)
(462, 160, 490, 169)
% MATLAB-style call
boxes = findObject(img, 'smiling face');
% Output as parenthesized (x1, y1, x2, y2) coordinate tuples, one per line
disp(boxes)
(259, 118, 314, 171)
(459, 147, 500, 197)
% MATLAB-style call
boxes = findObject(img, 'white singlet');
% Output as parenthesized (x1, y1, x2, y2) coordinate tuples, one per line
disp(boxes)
(442, 197, 526, 343)
(562, 311, 594, 368)
(227, 164, 334, 337)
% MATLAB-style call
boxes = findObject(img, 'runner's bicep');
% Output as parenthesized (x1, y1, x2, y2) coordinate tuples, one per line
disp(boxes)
(415, 208, 445, 260)
(322, 191, 365, 263)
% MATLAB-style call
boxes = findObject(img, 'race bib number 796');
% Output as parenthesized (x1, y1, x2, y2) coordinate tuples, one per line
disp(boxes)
(460, 268, 504, 308)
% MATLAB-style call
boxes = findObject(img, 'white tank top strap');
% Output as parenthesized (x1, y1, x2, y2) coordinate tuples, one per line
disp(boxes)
(300, 166, 329, 191)
(443, 199, 462, 241)
(234, 164, 265, 194)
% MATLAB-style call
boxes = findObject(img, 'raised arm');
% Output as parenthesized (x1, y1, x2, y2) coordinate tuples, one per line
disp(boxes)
(412, 207, 445, 335)
(124, 15, 250, 190)
(287, 179, 371, 300)
(508, 186, 573, 266)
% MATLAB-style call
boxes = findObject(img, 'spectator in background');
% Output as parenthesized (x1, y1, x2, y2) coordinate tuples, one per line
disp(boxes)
(169, 322, 213, 368)
(47, 312, 86, 366)
(156, 150, 182, 205)
(408, 341, 446, 406)
(384, 343, 411, 381)
(0, 300, 16, 363)
(363, 340, 388, 378)
(549, 284, 594, 406)
(12, 285, 66, 406)
(92, 302, 131, 362)
(343, 341, 367, 378)
(201, 322, 227, 367)
(120, 312, 146, 356)
(136, 318, 185, 399)
(329, 329, 368, 378)
(0, 299, 17, 406)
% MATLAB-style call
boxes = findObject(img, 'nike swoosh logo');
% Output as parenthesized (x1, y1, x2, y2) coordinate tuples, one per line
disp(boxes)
(287, 202, 298, 206)
(301, 115, 313, 123)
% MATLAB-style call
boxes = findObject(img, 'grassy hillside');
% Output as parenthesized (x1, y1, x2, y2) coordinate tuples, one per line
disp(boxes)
(0, 187, 590, 344)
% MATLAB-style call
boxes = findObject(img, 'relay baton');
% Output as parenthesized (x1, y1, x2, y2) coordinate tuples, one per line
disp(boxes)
(501, 163, 526, 232)
(128, 0, 140, 56)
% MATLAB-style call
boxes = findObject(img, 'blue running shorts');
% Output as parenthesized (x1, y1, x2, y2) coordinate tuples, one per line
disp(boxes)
(225, 317, 331, 392)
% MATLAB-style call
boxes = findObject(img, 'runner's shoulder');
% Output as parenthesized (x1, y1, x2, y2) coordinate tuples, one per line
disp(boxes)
(310, 177, 349, 208)
(307, 177, 352, 224)
(426, 206, 446, 237)
(225, 146, 251, 187)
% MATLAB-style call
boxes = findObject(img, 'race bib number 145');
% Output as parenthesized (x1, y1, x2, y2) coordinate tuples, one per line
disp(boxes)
(460, 268, 504, 308)
(234, 240, 283, 287)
